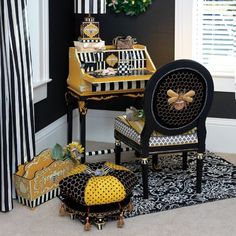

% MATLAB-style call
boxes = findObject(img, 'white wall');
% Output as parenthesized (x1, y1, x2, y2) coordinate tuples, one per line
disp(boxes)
(35, 110, 236, 155)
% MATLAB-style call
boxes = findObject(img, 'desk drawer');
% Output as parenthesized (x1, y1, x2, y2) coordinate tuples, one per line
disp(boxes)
(92, 80, 149, 92)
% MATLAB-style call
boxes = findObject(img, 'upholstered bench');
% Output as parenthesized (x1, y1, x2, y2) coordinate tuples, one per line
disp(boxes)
(58, 161, 137, 230)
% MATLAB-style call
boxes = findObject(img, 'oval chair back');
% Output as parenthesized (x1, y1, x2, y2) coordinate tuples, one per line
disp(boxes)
(141, 59, 214, 153)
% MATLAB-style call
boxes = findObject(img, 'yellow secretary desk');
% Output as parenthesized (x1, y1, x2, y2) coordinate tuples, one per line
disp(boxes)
(66, 44, 156, 163)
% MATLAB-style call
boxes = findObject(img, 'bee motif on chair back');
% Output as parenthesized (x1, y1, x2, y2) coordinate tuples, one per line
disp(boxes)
(148, 67, 209, 132)
(167, 89, 195, 111)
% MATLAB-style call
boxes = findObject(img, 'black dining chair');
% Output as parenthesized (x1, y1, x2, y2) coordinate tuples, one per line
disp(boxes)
(114, 59, 214, 199)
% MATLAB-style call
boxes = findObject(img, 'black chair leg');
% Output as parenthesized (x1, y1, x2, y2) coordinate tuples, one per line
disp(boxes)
(182, 151, 188, 170)
(134, 150, 141, 157)
(152, 154, 160, 170)
(141, 158, 149, 199)
(196, 153, 203, 193)
(115, 140, 121, 165)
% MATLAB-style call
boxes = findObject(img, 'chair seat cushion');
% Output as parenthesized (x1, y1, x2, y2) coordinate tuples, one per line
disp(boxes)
(59, 162, 137, 206)
(114, 115, 198, 147)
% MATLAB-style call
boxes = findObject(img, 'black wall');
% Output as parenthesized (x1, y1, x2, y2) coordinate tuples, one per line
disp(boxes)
(34, 0, 236, 132)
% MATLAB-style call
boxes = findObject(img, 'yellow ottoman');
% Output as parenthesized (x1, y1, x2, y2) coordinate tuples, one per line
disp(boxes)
(58, 161, 137, 230)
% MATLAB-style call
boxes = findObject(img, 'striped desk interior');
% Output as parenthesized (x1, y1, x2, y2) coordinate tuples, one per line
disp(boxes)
(78, 49, 147, 73)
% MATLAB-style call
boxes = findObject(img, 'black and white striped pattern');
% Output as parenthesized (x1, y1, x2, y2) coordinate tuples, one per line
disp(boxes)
(92, 80, 149, 92)
(118, 49, 146, 69)
(85, 147, 133, 157)
(78, 51, 104, 63)
(79, 51, 105, 72)
(74, 0, 106, 14)
(0, 0, 35, 212)
(79, 52, 97, 72)
(96, 61, 106, 71)
(78, 49, 147, 73)
(17, 188, 60, 208)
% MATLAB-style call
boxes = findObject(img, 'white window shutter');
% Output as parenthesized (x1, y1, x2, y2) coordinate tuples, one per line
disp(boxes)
(192, 0, 236, 78)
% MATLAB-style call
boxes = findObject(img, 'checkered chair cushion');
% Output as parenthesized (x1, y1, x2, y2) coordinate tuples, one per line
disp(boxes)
(114, 116, 198, 147)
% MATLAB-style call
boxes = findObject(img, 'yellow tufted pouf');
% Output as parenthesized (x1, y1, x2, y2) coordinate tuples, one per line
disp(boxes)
(58, 162, 137, 230)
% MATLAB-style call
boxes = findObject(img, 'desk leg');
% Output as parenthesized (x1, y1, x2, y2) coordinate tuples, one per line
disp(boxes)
(66, 92, 73, 143)
(78, 101, 87, 164)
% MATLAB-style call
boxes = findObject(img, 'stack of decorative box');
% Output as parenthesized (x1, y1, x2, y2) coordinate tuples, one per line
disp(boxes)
(14, 149, 74, 208)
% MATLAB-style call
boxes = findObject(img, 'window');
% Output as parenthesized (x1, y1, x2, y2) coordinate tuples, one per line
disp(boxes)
(175, 0, 236, 93)
(193, 0, 236, 77)
(27, 0, 51, 103)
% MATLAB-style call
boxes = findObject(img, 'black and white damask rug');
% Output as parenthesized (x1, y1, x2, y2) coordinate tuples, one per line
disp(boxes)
(123, 152, 236, 218)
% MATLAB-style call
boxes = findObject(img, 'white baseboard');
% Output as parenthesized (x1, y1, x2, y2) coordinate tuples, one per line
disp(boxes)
(35, 110, 236, 154)
(35, 109, 123, 154)
(35, 114, 68, 154)
(205, 118, 236, 154)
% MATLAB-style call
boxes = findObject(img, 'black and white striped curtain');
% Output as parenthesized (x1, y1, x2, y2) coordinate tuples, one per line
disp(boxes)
(74, 0, 106, 14)
(0, 0, 35, 212)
